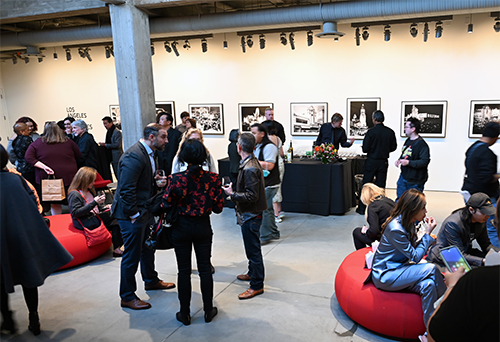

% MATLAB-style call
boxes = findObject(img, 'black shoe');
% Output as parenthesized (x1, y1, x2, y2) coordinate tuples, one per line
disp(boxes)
(28, 312, 40, 336)
(204, 307, 218, 323)
(1, 310, 17, 334)
(176, 312, 191, 326)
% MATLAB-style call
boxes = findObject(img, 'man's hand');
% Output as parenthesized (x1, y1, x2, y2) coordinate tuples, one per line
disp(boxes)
(399, 159, 409, 166)
(223, 183, 233, 196)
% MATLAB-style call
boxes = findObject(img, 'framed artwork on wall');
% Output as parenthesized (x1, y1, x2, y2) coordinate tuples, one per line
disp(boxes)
(188, 103, 224, 135)
(468, 100, 500, 138)
(108, 105, 121, 129)
(400, 101, 448, 138)
(238, 103, 273, 132)
(290, 102, 327, 136)
(346, 98, 381, 139)
(156, 101, 176, 126)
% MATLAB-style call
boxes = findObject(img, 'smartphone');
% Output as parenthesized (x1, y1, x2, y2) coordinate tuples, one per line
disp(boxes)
(439, 246, 471, 273)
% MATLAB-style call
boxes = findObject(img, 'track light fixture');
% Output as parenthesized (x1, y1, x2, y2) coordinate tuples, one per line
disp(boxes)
(183, 40, 190, 50)
(164, 42, 172, 53)
(201, 38, 208, 53)
(259, 34, 265, 49)
(384, 25, 391, 42)
(25, 57, 29, 64)
(223, 33, 228, 49)
(53, 47, 58, 60)
(84, 48, 92, 62)
(78, 47, 85, 58)
(38, 57, 43, 63)
(362, 26, 369, 41)
(410, 23, 418, 38)
(423, 22, 429, 42)
(307, 30, 313, 46)
(150, 44, 155, 56)
(355, 27, 360, 46)
(495, 18, 500, 33)
(289, 32, 295, 50)
(12, 55, 17, 65)
(65, 48, 71, 61)
(105, 45, 114, 58)
(280, 32, 287, 46)
(172, 41, 179, 57)
(241, 36, 246, 53)
(468, 15, 473, 33)
(247, 35, 254, 48)
(435, 21, 443, 38)
(334, 37, 339, 42)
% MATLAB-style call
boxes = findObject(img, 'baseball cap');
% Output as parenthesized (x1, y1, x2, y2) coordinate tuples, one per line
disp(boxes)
(466, 193, 496, 216)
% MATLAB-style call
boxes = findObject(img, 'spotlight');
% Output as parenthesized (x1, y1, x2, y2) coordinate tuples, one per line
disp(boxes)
(410, 23, 418, 38)
(289, 32, 295, 50)
(164, 42, 172, 53)
(65, 48, 71, 61)
(362, 26, 369, 41)
(334, 37, 339, 42)
(105, 46, 111, 58)
(201, 38, 208, 53)
(12, 55, 17, 65)
(24, 57, 29, 64)
(223, 40, 228, 49)
(172, 41, 179, 56)
(240, 36, 246, 53)
(468, 23, 473, 33)
(307, 30, 313, 46)
(384, 25, 391, 42)
(423, 22, 429, 42)
(84, 48, 92, 62)
(78, 47, 85, 58)
(494, 18, 500, 33)
(150, 44, 155, 56)
(355, 27, 360, 46)
(53, 48, 58, 60)
(259, 34, 265, 49)
(183, 40, 190, 50)
(247, 35, 253, 48)
(435, 21, 443, 38)
(38, 57, 43, 63)
(280, 32, 287, 46)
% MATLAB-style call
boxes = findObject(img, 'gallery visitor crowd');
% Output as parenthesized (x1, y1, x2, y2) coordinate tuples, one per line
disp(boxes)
(2, 108, 499, 341)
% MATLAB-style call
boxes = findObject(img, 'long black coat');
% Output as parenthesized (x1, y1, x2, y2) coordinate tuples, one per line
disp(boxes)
(0, 171, 73, 293)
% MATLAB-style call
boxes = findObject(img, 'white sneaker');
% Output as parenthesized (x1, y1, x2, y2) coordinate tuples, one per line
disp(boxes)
(278, 211, 285, 219)
(275, 216, 282, 224)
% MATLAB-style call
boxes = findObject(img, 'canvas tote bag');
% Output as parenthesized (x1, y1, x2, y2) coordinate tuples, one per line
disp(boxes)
(41, 175, 66, 201)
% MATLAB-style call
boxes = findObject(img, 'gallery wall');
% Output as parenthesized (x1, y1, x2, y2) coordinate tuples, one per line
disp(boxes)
(1, 13, 499, 192)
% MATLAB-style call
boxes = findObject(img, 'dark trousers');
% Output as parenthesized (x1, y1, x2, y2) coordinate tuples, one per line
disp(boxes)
(172, 215, 214, 316)
(1, 280, 38, 319)
(358, 158, 389, 214)
(240, 216, 265, 291)
(352, 227, 376, 250)
(100, 211, 124, 249)
(118, 212, 159, 302)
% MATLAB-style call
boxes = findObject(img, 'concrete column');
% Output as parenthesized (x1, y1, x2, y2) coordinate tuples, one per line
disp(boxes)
(109, 1, 155, 150)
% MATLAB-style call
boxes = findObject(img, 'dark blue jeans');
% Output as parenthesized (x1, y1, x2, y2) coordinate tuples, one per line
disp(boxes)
(118, 212, 159, 302)
(396, 174, 425, 200)
(240, 216, 265, 291)
(172, 215, 213, 316)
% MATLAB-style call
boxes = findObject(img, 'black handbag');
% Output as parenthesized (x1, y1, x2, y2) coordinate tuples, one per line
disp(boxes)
(145, 214, 174, 250)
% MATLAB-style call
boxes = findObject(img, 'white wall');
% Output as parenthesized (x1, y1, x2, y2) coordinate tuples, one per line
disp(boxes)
(1, 13, 500, 191)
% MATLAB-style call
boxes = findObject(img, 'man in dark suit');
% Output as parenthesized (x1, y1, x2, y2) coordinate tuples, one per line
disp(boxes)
(315, 113, 355, 150)
(111, 124, 175, 310)
(156, 111, 181, 176)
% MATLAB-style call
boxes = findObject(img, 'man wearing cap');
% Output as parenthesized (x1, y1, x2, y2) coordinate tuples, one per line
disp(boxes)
(426, 192, 500, 268)
(462, 121, 500, 247)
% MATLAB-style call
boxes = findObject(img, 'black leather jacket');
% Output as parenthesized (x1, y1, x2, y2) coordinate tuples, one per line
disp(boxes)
(231, 154, 267, 219)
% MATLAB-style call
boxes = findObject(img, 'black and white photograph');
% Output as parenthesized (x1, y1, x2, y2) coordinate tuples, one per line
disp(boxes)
(346, 98, 381, 139)
(469, 100, 500, 138)
(108, 105, 121, 129)
(290, 102, 327, 136)
(156, 101, 176, 126)
(400, 101, 448, 138)
(238, 103, 273, 132)
(188, 103, 224, 135)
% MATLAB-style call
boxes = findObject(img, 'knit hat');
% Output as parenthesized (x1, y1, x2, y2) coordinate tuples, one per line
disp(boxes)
(466, 193, 496, 216)
(482, 122, 500, 138)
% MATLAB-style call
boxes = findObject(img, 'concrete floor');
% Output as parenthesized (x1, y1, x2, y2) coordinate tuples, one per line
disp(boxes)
(1, 190, 465, 342)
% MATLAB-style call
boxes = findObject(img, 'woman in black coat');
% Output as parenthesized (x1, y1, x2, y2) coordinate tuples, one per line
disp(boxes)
(0, 144, 73, 335)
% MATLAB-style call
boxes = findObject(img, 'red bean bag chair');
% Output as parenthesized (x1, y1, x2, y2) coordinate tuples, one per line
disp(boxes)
(334, 247, 425, 339)
(46, 214, 112, 270)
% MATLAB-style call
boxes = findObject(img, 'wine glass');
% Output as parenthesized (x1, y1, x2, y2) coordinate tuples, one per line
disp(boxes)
(222, 176, 231, 187)
(96, 190, 106, 212)
(155, 169, 166, 187)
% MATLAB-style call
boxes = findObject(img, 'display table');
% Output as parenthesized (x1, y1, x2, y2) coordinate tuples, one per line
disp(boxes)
(218, 157, 353, 215)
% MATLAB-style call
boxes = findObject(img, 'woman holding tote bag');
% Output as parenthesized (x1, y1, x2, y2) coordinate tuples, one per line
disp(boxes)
(25, 122, 81, 215)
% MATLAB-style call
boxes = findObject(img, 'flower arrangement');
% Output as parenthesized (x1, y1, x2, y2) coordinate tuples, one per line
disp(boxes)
(313, 143, 338, 164)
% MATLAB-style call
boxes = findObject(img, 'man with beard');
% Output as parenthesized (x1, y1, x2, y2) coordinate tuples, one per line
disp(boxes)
(111, 124, 175, 310)
(156, 112, 181, 177)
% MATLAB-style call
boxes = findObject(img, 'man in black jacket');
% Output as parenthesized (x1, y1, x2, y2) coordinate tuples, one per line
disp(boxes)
(315, 113, 355, 150)
(262, 108, 286, 144)
(111, 124, 175, 310)
(223, 133, 267, 300)
(156, 111, 181, 176)
(395, 117, 430, 200)
(462, 121, 500, 247)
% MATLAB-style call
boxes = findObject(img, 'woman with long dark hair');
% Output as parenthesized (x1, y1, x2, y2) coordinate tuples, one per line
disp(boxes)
(369, 189, 446, 332)
(162, 139, 224, 325)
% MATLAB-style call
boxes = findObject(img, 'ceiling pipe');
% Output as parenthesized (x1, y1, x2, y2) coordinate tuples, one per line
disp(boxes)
(1, 0, 499, 50)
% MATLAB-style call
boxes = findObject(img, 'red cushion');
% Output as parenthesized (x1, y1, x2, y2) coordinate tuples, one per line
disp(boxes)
(46, 214, 112, 270)
(334, 248, 425, 339)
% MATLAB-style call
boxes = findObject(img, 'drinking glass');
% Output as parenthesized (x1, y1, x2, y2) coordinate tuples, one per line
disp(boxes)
(155, 169, 166, 187)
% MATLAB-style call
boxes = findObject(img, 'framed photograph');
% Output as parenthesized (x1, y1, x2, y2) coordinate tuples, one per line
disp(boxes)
(188, 103, 224, 135)
(469, 100, 500, 138)
(290, 102, 327, 136)
(156, 101, 176, 126)
(400, 101, 448, 138)
(346, 98, 381, 139)
(238, 103, 273, 132)
(108, 105, 121, 129)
